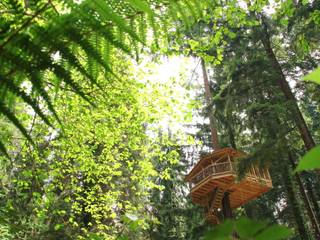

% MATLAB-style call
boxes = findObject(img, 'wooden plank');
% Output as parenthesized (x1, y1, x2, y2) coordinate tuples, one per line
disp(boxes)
(235, 190, 266, 205)
(191, 173, 235, 193)
(191, 171, 271, 207)
(231, 188, 265, 201)
(232, 180, 271, 192)
(230, 188, 264, 200)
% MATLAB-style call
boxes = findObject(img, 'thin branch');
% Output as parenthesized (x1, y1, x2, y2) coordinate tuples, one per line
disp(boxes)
(0, 2, 50, 51)
(49, 0, 59, 15)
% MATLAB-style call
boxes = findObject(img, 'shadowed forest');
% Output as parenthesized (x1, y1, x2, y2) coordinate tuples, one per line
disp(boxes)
(1, 0, 320, 239)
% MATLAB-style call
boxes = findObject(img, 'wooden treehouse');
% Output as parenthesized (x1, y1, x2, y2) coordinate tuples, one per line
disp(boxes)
(185, 147, 272, 224)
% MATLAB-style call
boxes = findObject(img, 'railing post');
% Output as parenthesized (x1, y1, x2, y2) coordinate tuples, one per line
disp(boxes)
(267, 169, 271, 180)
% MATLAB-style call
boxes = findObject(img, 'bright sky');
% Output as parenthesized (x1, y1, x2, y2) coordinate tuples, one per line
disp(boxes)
(135, 55, 205, 146)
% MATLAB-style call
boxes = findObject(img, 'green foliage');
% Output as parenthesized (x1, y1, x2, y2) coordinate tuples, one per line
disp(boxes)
(204, 217, 293, 240)
(295, 145, 320, 172)
(0, 0, 207, 155)
(294, 67, 320, 172)
(1, 0, 320, 239)
(0, 53, 167, 239)
(303, 68, 320, 85)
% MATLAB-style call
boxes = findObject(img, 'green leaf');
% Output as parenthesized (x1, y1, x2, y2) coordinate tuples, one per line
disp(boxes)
(129, 220, 139, 231)
(0, 141, 10, 159)
(203, 220, 234, 240)
(54, 224, 64, 231)
(203, 218, 293, 240)
(128, 0, 153, 15)
(235, 217, 267, 238)
(117, 236, 129, 240)
(295, 145, 320, 172)
(303, 68, 320, 85)
(254, 225, 293, 240)
(125, 213, 138, 221)
(88, 233, 104, 240)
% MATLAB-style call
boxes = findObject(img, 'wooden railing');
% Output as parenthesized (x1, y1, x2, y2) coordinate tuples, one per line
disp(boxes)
(189, 161, 272, 189)
(190, 161, 235, 188)
(246, 166, 272, 186)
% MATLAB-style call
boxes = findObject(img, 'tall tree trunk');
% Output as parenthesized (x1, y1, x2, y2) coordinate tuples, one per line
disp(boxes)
(257, 16, 320, 236)
(225, 113, 237, 150)
(281, 159, 310, 239)
(305, 177, 320, 220)
(201, 58, 220, 150)
(258, 15, 316, 151)
(288, 152, 320, 238)
(201, 58, 234, 221)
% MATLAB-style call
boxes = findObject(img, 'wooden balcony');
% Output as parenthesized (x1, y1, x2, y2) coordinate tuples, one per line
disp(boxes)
(189, 161, 236, 189)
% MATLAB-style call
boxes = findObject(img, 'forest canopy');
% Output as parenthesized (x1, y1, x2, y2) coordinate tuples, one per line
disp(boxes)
(0, 0, 320, 239)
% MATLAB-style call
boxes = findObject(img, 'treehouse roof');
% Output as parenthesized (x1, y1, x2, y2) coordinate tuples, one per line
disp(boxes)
(185, 147, 245, 181)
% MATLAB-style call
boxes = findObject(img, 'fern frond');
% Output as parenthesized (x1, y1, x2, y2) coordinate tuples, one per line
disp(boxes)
(1, 49, 60, 124)
(1, 75, 52, 127)
(52, 63, 94, 105)
(88, 0, 141, 43)
(35, 26, 101, 88)
(93, 23, 132, 56)
(0, 101, 33, 144)
(190, 0, 204, 18)
(148, 13, 160, 49)
(184, 0, 198, 23)
(29, 72, 61, 125)
(128, 0, 153, 16)
(138, 13, 147, 45)
(0, 0, 211, 151)
(171, 1, 191, 29)
(130, 17, 140, 61)
(64, 27, 114, 77)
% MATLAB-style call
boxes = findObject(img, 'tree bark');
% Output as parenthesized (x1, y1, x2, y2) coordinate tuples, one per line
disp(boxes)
(288, 152, 320, 238)
(258, 15, 316, 151)
(201, 58, 220, 150)
(305, 177, 320, 220)
(281, 158, 310, 239)
(222, 192, 233, 219)
(258, 18, 320, 237)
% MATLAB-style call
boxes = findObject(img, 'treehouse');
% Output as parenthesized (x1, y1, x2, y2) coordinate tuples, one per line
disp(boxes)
(185, 147, 272, 224)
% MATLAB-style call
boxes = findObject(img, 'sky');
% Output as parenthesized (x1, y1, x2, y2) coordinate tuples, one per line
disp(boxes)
(136, 55, 205, 138)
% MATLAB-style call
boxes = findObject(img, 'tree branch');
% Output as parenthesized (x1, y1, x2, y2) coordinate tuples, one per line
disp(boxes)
(0, 2, 50, 51)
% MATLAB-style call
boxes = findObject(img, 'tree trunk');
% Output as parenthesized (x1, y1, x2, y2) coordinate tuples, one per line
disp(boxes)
(222, 192, 233, 219)
(281, 159, 310, 239)
(225, 114, 237, 150)
(305, 177, 320, 220)
(288, 152, 320, 238)
(258, 15, 315, 151)
(201, 58, 232, 225)
(258, 17, 320, 237)
(201, 58, 220, 150)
